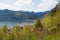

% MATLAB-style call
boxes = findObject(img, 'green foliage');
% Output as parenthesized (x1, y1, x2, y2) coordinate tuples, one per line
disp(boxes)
(0, 3, 59, 40)
(1, 24, 8, 33)
(1, 24, 8, 40)
(42, 3, 60, 31)
(43, 32, 60, 40)
(0, 24, 39, 40)
(34, 18, 43, 29)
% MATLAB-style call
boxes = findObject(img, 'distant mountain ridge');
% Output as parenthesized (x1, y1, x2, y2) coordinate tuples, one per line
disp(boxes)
(0, 9, 48, 22)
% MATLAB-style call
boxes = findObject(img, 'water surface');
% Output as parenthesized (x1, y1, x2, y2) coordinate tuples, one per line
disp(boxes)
(0, 22, 34, 28)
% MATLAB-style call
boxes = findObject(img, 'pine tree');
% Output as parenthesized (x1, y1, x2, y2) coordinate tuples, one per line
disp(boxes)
(1, 24, 8, 33)
(34, 18, 43, 29)
(1, 24, 8, 40)
(13, 25, 20, 40)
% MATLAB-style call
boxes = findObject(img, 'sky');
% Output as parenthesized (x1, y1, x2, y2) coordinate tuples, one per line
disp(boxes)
(0, 0, 59, 12)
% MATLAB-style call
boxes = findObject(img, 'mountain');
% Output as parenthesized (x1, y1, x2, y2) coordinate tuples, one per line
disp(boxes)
(0, 9, 48, 22)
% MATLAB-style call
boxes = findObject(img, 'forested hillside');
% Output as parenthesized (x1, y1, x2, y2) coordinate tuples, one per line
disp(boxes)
(42, 2, 60, 30)
(0, 10, 48, 22)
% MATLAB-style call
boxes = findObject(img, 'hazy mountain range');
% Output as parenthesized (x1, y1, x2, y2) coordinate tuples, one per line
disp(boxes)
(0, 9, 48, 22)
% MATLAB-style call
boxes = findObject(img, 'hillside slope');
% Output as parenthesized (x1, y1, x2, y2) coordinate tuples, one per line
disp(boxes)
(0, 9, 48, 22)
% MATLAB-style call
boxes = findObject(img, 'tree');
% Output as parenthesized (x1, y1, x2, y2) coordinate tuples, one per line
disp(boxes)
(13, 25, 20, 40)
(1, 24, 8, 34)
(1, 24, 8, 40)
(34, 18, 43, 29)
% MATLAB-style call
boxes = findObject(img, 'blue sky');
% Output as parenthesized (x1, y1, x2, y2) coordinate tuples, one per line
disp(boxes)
(0, 0, 58, 12)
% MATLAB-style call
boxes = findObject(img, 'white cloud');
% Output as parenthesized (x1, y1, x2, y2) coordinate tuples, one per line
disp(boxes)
(0, 3, 18, 11)
(15, 0, 32, 6)
(34, 0, 58, 12)
(14, 0, 33, 11)
(0, 3, 10, 9)
(0, 0, 58, 12)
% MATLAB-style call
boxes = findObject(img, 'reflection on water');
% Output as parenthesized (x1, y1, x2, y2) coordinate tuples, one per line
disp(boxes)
(0, 22, 34, 28)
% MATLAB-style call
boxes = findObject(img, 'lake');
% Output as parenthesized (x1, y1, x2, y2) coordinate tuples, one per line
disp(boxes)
(0, 22, 34, 28)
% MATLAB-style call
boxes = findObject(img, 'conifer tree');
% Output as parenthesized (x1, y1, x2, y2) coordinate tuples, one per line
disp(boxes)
(1, 24, 8, 35)
(1, 24, 8, 40)
(34, 18, 43, 29)
(13, 25, 20, 40)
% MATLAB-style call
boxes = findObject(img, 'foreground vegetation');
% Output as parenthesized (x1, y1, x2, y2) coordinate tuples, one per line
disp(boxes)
(0, 2, 60, 40)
